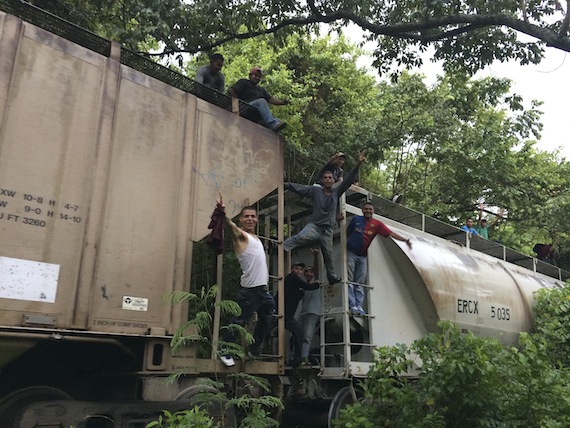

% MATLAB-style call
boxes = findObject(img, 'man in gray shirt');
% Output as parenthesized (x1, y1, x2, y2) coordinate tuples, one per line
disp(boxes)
(195, 53, 225, 92)
(284, 151, 366, 285)
(300, 248, 322, 364)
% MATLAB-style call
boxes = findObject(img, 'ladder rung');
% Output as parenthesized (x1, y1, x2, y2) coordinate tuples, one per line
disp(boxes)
(322, 342, 375, 347)
(258, 235, 281, 243)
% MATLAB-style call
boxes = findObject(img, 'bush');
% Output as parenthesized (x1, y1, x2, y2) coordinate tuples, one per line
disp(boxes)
(335, 318, 570, 427)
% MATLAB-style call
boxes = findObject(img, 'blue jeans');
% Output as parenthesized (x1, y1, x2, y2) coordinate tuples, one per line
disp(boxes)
(284, 223, 339, 284)
(249, 98, 280, 128)
(221, 286, 275, 355)
(300, 313, 319, 359)
(347, 251, 367, 309)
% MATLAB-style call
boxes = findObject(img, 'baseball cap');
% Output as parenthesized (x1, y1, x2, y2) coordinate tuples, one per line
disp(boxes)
(337, 152, 345, 157)
(250, 67, 262, 75)
(292, 261, 305, 268)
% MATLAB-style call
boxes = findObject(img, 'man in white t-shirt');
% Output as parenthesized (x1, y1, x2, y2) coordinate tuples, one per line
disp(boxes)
(216, 194, 274, 367)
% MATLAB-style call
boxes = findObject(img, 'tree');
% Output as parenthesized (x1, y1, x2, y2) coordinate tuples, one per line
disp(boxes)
(364, 73, 535, 212)
(25, 0, 570, 75)
(350, 69, 570, 260)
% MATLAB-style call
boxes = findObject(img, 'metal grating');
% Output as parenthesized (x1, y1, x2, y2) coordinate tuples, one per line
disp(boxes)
(0, 0, 111, 55)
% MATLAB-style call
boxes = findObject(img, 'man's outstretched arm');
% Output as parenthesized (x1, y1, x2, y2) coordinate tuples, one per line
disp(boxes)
(390, 231, 413, 249)
(338, 151, 366, 195)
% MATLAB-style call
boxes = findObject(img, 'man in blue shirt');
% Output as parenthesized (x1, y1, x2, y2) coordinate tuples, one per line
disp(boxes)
(461, 217, 479, 235)
(347, 202, 411, 315)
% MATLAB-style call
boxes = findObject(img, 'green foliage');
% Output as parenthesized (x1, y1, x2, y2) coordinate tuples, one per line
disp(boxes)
(147, 375, 282, 428)
(335, 320, 570, 427)
(166, 285, 245, 357)
(365, 71, 570, 258)
(146, 406, 218, 428)
(533, 283, 570, 368)
(148, 292, 283, 428)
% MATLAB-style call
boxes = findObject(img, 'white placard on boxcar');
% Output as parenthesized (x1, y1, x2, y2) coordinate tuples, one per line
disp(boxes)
(122, 296, 149, 311)
(0, 256, 59, 302)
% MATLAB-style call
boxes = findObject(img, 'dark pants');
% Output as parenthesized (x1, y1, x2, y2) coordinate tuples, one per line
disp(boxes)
(285, 316, 304, 363)
(221, 286, 275, 355)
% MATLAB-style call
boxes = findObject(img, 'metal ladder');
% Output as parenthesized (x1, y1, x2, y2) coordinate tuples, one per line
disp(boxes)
(319, 192, 376, 378)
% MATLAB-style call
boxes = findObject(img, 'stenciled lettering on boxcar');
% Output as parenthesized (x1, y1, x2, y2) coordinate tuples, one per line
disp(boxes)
(457, 298, 478, 314)
(457, 298, 512, 321)
(0, 187, 82, 227)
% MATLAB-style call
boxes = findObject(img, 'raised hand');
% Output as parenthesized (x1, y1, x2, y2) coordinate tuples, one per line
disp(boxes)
(216, 191, 225, 211)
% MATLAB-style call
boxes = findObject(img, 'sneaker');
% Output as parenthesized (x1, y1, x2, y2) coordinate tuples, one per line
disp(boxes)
(220, 354, 235, 367)
(329, 277, 342, 285)
(350, 306, 366, 316)
(272, 121, 287, 132)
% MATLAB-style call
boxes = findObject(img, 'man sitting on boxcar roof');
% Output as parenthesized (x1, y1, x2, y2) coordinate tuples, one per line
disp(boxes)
(228, 67, 290, 132)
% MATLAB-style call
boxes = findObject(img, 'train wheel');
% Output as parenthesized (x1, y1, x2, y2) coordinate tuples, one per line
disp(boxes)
(73, 414, 115, 428)
(327, 386, 364, 428)
(174, 385, 236, 427)
(0, 386, 72, 427)
(281, 399, 330, 428)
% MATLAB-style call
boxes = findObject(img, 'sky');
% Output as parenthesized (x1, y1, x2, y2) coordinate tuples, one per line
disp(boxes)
(346, 28, 570, 158)
(480, 48, 569, 157)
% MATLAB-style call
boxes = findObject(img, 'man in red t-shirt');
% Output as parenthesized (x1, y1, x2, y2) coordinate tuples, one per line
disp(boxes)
(346, 202, 412, 315)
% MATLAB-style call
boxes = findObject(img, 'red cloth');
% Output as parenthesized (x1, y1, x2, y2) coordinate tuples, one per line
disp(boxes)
(207, 207, 225, 255)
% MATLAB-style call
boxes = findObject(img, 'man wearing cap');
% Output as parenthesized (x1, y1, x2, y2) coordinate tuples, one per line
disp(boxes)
(315, 152, 345, 184)
(280, 261, 320, 367)
(475, 205, 504, 239)
(195, 53, 225, 92)
(228, 67, 290, 132)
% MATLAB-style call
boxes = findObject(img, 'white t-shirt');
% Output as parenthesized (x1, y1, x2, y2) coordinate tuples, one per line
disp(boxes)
(236, 233, 268, 288)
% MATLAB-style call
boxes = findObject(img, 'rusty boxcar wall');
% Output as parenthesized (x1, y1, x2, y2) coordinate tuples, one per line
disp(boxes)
(0, 12, 283, 334)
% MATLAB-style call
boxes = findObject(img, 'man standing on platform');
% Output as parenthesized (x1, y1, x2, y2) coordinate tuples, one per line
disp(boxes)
(215, 194, 275, 367)
(347, 202, 412, 315)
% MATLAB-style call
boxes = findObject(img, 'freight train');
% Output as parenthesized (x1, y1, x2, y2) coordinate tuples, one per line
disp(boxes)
(0, 1, 568, 427)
